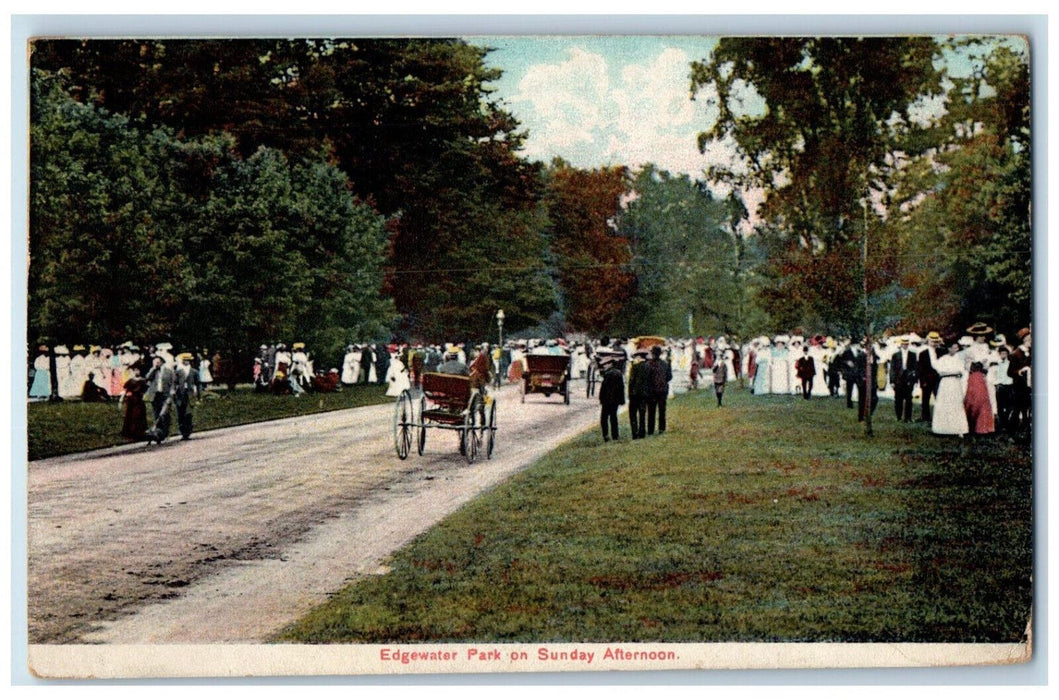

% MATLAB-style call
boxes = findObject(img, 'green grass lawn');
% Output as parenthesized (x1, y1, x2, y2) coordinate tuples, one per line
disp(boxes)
(275, 387, 1033, 644)
(26, 384, 394, 461)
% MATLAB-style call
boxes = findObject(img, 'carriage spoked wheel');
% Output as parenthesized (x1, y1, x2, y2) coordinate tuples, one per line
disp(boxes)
(393, 390, 414, 459)
(416, 394, 427, 455)
(484, 397, 497, 459)
(462, 396, 482, 464)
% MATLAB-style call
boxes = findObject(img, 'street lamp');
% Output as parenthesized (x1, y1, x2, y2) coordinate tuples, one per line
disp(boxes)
(495, 309, 505, 388)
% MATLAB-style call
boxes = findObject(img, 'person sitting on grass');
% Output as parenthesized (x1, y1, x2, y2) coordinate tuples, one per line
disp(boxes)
(80, 372, 110, 403)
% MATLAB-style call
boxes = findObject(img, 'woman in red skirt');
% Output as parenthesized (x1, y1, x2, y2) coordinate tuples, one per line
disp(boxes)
(963, 322, 995, 435)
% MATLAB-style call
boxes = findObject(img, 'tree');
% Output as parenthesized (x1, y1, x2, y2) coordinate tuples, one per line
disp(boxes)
(887, 39, 1031, 336)
(543, 162, 634, 335)
(30, 70, 396, 369)
(610, 167, 748, 338)
(29, 71, 187, 346)
(32, 38, 561, 340)
(690, 37, 944, 333)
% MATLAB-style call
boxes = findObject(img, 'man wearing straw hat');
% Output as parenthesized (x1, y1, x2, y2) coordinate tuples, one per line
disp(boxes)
(174, 352, 196, 440)
(889, 335, 918, 423)
(917, 331, 942, 422)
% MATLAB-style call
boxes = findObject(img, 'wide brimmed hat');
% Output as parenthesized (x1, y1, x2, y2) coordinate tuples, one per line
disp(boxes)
(966, 322, 993, 335)
(1016, 327, 1031, 340)
(176, 352, 193, 362)
(926, 331, 942, 341)
(773, 334, 789, 344)
(293, 342, 305, 350)
(155, 342, 173, 351)
(907, 332, 923, 344)
(54, 345, 69, 354)
(958, 336, 974, 347)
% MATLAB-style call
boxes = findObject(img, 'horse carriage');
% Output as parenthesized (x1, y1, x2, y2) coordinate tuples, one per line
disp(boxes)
(521, 354, 571, 404)
(393, 372, 497, 464)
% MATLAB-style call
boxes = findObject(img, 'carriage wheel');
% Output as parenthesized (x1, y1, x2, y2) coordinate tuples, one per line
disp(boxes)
(464, 397, 481, 464)
(416, 395, 427, 455)
(393, 390, 414, 459)
(485, 398, 497, 459)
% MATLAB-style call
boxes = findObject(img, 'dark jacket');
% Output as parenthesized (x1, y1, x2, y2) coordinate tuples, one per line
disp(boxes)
(917, 347, 939, 387)
(795, 355, 815, 380)
(599, 366, 625, 406)
(628, 360, 649, 400)
(889, 348, 918, 388)
(645, 358, 672, 397)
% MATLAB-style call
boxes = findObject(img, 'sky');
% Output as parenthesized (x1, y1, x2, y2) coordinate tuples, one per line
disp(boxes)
(464, 34, 1029, 186)
(467, 36, 729, 179)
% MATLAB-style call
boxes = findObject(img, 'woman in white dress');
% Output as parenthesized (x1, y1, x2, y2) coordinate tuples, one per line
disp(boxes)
(770, 336, 790, 394)
(385, 353, 411, 397)
(929, 339, 969, 437)
(199, 351, 213, 387)
(341, 346, 358, 385)
(809, 338, 830, 397)
(366, 345, 379, 384)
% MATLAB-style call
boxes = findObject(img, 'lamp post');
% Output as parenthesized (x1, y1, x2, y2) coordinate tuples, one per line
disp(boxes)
(862, 199, 873, 438)
(495, 309, 505, 388)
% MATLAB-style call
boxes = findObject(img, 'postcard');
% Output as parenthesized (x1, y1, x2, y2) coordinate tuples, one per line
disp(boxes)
(18, 21, 1037, 680)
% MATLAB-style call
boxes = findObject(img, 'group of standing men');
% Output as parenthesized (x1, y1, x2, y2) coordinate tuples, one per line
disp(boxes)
(597, 343, 672, 443)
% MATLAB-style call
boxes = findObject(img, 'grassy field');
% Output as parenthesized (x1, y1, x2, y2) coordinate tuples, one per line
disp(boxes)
(26, 384, 394, 461)
(276, 387, 1033, 644)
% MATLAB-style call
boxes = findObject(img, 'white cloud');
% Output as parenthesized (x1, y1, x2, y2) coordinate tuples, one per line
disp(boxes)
(509, 45, 727, 177)
(512, 48, 610, 155)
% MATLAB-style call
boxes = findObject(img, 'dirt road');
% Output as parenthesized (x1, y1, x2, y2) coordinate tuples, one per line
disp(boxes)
(28, 379, 612, 644)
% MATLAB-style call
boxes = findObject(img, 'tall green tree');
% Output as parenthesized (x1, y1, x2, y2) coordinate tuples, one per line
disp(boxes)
(30, 70, 395, 367)
(29, 71, 187, 346)
(690, 37, 945, 332)
(887, 39, 1031, 335)
(611, 167, 747, 338)
(32, 38, 559, 340)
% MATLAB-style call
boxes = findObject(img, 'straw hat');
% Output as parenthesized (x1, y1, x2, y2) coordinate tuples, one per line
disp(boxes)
(966, 322, 993, 335)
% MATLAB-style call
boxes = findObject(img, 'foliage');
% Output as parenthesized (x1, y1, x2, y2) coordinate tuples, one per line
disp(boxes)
(31, 38, 560, 341)
(542, 162, 635, 335)
(610, 167, 761, 338)
(29, 70, 395, 367)
(887, 39, 1031, 336)
(690, 37, 945, 333)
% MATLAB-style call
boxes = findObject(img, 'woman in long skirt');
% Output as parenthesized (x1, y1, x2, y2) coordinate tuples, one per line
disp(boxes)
(121, 368, 149, 440)
(962, 323, 995, 435)
(29, 346, 51, 399)
(752, 341, 771, 395)
(929, 339, 969, 437)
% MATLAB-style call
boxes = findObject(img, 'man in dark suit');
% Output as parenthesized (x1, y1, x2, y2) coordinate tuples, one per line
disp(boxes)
(1008, 327, 1032, 434)
(627, 350, 649, 439)
(889, 336, 918, 422)
(917, 331, 941, 422)
(645, 345, 672, 435)
(598, 357, 625, 442)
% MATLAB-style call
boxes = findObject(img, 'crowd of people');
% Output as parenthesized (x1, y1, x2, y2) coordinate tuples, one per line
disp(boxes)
(734, 323, 1032, 439)
(28, 320, 1032, 447)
